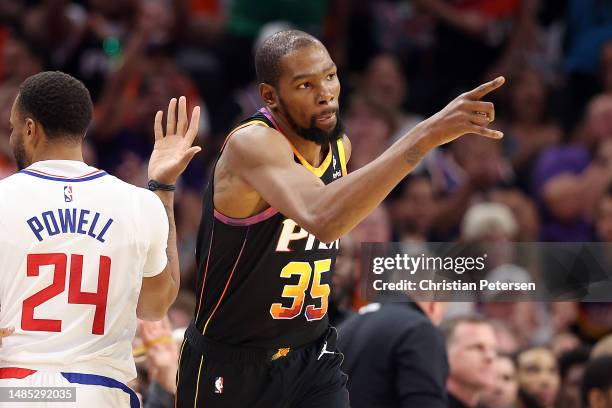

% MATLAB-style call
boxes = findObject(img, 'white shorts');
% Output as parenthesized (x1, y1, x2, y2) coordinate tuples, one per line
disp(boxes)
(0, 367, 138, 407)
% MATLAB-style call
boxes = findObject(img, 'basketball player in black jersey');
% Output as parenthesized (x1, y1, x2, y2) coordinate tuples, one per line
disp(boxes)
(175, 30, 505, 407)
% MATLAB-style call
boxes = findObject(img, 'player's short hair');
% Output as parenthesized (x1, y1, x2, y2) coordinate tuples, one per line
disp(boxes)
(255, 29, 320, 87)
(581, 356, 612, 407)
(17, 71, 92, 141)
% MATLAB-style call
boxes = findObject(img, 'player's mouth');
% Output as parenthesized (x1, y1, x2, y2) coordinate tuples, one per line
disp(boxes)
(315, 111, 336, 125)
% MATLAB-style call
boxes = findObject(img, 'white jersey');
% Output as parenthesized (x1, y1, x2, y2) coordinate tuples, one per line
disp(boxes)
(0, 160, 168, 384)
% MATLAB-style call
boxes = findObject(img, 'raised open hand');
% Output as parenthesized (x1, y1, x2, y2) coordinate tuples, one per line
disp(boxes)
(148, 96, 201, 185)
(421, 77, 505, 149)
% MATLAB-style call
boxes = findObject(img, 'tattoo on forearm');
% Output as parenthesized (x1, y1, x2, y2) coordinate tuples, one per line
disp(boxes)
(405, 145, 423, 166)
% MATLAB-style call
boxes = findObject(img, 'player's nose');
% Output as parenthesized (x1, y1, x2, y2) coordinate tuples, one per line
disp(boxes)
(317, 85, 336, 106)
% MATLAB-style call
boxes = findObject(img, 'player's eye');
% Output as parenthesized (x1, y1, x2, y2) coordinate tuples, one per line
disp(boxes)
(326, 73, 336, 81)
(298, 82, 312, 89)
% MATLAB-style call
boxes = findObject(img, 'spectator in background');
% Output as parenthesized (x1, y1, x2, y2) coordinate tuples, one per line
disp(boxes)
(344, 92, 396, 171)
(551, 332, 582, 357)
(532, 94, 612, 241)
(427, 134, 513, 240)
(515, 346, 560, 408)
(502, 67, 561, 192)
(557, 347, 591, 408)
(581, 356, 612, 408)
(362, 53, 423, 142)
(480, 354, 519, 408)
(489, 187, 540, 241)
(0, 34, 42, 177)
(339, 297, 449, 408)
(21, 0, 88, 69)
(441, 316, 497, 408)
(390, 175, 437, 242)
(91, 44, 205, 183)
(461, 202, 518, 243)
(549, 302, 579, 344)
(490, 320, 521, 355)
(563, 0, 612, 129)
(221, 0, 331, 91)
(413, 0, 536, 109)
(595, 183, 612, 241)
(350, 204, 392, 244)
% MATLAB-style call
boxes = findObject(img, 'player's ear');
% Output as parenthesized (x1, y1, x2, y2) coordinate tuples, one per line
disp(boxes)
(24, 118, 35, 138)
(24, 117, 41, 144)
(259, 83, 278, 110)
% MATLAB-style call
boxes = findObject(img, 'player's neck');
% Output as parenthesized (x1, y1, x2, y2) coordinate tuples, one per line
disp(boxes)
(32, 143, 84, 164)
(270, 112, 324, 167)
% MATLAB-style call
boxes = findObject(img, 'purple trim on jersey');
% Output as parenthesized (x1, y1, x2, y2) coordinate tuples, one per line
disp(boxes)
(19, 170, 108, 182)
(61, 372, 139, 408)
(259, 107, 280, 129)
(214, 207, 279, 226)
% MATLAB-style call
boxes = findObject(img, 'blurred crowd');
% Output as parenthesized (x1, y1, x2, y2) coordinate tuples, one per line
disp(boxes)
(2, 0, 612, 407)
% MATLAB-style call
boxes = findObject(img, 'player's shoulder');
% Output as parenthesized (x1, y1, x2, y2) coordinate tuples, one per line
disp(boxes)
(102, 174, 166, 220)
(97, 173, 161, 206)
(225, 123, 293, 165)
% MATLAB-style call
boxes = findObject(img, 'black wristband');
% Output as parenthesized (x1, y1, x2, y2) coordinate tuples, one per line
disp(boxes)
(148, 180, 176, 192)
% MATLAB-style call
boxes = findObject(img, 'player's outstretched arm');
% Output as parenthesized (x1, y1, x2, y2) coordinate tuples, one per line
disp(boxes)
(226, 77, 504, 243)
(138, 96, 201, 320)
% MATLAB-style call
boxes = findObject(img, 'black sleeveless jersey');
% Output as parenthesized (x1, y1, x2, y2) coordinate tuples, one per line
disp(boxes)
(193, 108, 348, 348)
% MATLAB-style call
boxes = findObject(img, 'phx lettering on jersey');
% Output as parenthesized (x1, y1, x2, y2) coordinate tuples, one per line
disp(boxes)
(275, 219, 339, 252)
(27, 208, 114, 243)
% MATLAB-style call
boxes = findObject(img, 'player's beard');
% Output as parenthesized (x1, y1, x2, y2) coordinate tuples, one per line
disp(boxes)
(11, 133, 29, 170)
(278, 98, 344, 146)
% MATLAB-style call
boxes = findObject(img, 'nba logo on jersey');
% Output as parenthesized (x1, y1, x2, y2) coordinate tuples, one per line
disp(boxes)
(64, 185, 73, 202)
(214, 377, 224, 394)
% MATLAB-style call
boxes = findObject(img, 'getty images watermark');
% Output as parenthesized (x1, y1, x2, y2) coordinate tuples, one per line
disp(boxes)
(371, 253, 536, 292)
(360, 242, 612, 302)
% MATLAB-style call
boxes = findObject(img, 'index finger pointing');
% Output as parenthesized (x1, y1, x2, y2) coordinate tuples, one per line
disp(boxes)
(464, 76, 505, 100)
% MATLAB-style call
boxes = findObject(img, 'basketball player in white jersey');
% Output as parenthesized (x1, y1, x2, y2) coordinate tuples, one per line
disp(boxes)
(0, 71, 201, 407)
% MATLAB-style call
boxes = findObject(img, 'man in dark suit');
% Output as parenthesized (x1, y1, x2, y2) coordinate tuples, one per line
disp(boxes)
(338, 293, 448, 408)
